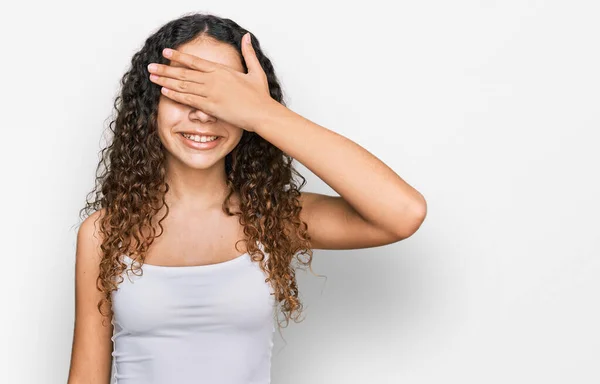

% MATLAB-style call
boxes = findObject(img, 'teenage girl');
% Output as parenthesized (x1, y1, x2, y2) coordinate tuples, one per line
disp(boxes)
(67, 12, 427, 384)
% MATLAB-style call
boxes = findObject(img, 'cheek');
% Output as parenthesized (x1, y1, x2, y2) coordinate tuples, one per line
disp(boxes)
(229, 126, 244, 139)
(228, 128, 245, 149)
(157, 100, 186, 135)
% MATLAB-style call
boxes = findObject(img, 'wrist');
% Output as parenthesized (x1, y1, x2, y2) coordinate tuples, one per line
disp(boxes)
(250, 98, 288, 134)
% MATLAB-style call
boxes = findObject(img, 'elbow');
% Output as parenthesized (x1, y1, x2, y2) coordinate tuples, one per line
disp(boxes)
(395, 196, 427, 240)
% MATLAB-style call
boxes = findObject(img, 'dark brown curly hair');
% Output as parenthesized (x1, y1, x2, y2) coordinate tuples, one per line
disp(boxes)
(77, 12, 323, 339)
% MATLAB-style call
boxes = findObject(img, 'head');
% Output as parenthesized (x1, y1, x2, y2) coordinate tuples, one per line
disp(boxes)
(156, 35, 245, 171)
(79, 13, 320, 337)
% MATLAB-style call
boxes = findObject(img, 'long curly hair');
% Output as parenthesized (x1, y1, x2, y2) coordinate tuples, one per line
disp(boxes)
(77, 12, 322, 338)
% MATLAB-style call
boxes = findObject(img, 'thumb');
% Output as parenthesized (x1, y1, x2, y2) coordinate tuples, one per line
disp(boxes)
(241, 32, 262, 75)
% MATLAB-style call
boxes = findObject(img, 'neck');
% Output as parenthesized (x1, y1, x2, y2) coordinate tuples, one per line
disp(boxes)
(163, 158, 230, 211)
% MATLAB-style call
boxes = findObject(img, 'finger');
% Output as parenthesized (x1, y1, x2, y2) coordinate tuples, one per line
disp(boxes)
(160, 87, 210, 110)
(148, 63, 207, 84)
(149, 74, 208, 97)
(163, 48, 219, 73)
(241, 33, 263, 76)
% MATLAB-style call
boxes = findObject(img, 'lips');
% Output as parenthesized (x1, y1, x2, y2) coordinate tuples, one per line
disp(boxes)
(178, 132, 221, 137)
(178, 132, 223, 150)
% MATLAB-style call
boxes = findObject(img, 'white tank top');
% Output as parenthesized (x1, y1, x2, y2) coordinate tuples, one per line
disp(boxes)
(110, 242, 276, 384)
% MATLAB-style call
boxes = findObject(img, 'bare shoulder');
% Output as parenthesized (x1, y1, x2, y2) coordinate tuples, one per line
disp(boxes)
(68, 208, 113, 383)
(77, 209, 106, 249)
(75, 209, 107, 268)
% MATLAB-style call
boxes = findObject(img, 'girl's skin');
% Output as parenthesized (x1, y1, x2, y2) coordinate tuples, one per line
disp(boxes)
(67, 32, 428, 384)
(147, 32, 427, 250)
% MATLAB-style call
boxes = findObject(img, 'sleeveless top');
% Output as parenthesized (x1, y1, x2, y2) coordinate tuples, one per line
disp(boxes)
(110, 242, 276, 384)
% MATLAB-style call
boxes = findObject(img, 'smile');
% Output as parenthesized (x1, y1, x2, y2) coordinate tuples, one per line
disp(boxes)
(178, 133, 223, 150)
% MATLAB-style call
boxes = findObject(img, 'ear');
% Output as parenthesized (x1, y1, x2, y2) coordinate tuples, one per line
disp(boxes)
(241, 32, 262, 76)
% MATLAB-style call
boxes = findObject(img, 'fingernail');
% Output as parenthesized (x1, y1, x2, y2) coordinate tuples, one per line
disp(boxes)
(163, 48, 172, 57)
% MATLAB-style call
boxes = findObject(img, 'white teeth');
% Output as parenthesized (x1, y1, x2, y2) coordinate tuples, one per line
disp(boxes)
(181, 133, 219, 143)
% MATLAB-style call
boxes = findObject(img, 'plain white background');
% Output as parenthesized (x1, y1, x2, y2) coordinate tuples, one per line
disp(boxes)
(0, 1, 598, 383)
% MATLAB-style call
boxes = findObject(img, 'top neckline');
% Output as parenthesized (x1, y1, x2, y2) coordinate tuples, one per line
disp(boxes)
(121, 251, 250, 272)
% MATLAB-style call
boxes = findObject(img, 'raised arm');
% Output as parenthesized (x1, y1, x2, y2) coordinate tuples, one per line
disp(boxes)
(255, 102, 427, 249)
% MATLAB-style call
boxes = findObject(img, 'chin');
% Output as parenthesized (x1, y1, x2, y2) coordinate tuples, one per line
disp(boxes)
(180, 155, 225, 169)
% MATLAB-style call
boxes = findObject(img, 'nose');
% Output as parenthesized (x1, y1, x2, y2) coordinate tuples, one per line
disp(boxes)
(190, 108, 217, 123)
